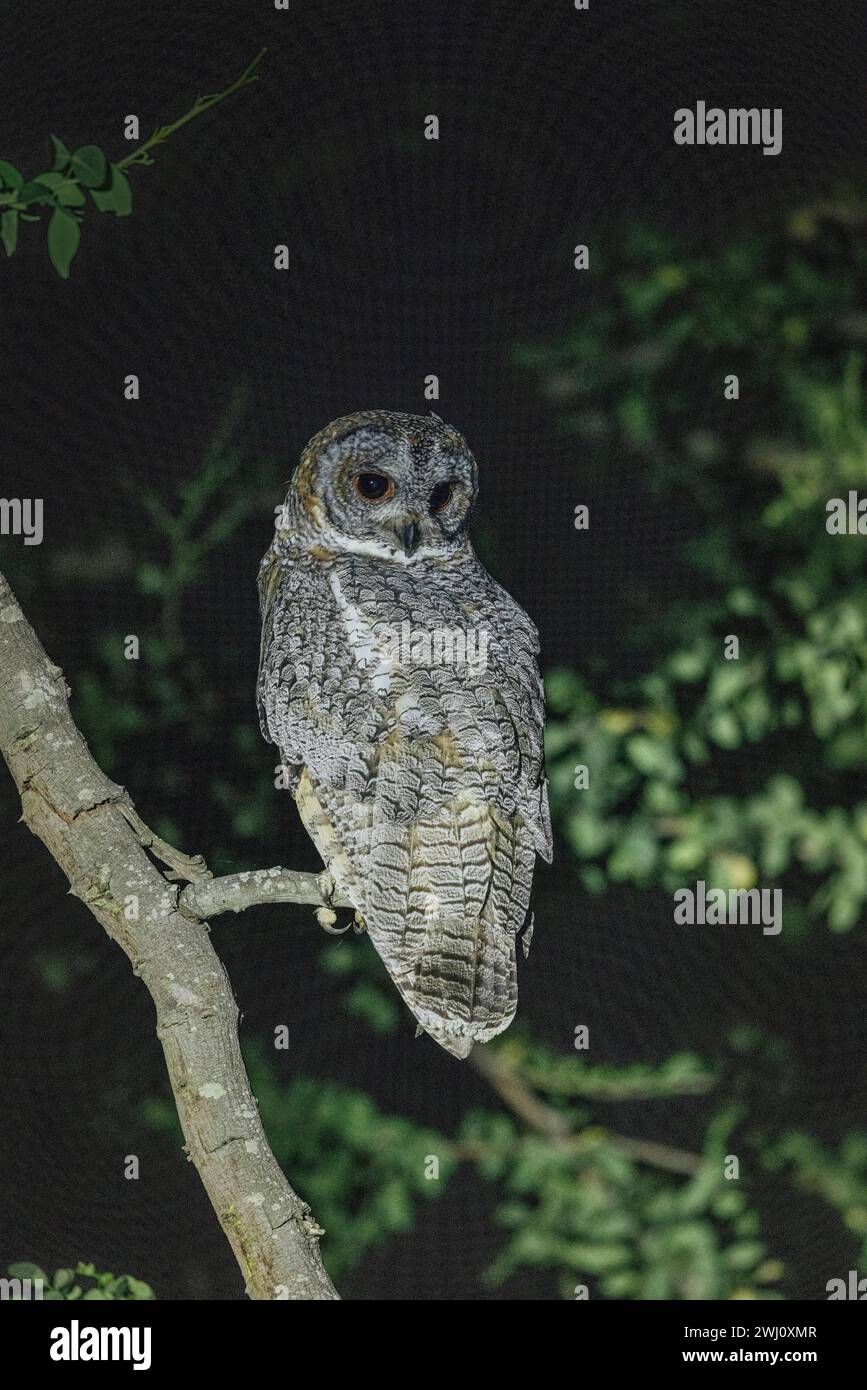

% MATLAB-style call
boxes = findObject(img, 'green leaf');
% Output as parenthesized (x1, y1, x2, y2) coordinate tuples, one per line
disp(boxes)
(52, 1268, 75, 1291)
(35, 171, 86, 207)
(7, 1262, 47, 1282)
(1, 209, 18, 256)
(46, 208, 81, 279)
(81, 1288, 108, 1299)
(0, 160, 23, 189)
(90, 165, 133, 216)
(123, 1277, 155, 1300)
(16, 180, 54, 206)
(708, 710, 741, 748)
(57, 180, 87, 208)
(50, 134, 72, 170)
(724, 1240, 766, 1271)
(70, 144, 108, 188)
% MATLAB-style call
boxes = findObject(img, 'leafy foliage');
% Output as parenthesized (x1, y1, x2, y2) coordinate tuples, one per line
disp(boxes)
(27, 383, 282, 873)
(759, 1130, 867, 1274)
(0, 51, 264, 278)
(519, 191, 867, 932)
(459, 1107, 781, 1299)
(4, 1261, 154, 1300)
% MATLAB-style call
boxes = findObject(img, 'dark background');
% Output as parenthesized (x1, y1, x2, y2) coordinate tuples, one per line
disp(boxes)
(0, 0, 865, 1299)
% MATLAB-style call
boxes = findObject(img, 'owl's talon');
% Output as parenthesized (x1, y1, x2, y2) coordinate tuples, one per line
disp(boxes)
(315, 872, 351, 933)
(315, 905, 350, 935)
(352, 912, 367, 935)
(317, 870, 337, 906)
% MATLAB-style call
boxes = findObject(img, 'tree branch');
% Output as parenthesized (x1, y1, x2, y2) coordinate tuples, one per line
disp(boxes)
(180, 866, 352, 920)
(0, 570, 338, 1300)
(468, 1044, 702, 1176)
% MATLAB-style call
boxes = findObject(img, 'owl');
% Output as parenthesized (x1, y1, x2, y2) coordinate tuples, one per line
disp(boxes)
(257, 410, 552, 1058)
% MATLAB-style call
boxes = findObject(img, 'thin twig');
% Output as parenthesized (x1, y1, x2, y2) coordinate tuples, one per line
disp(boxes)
(117, 49, 267, 172)
(118, 801, 211, 883)
(0, 51, 267, 213)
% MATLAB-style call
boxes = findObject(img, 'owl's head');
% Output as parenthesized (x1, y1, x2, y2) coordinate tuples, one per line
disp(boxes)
(282, 410, 479, 563)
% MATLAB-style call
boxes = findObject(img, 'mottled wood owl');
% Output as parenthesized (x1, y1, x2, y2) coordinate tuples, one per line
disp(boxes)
(257, 411, 552, 1058)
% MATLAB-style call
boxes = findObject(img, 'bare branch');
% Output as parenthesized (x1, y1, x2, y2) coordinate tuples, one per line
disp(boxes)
(0, 570, 338, 1301)
(469, 1043, 571, 1138)
(180, 866, 352, 920)
(468, 1044, 702, 1175)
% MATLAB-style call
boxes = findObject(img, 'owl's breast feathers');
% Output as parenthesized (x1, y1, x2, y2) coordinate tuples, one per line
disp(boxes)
(257, 544, 552, 1058)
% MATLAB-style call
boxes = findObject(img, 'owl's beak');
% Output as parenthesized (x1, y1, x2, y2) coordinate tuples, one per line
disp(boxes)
(399, 518, 421, 555)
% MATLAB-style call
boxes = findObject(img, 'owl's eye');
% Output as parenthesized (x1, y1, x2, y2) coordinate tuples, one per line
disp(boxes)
(354, 472, 393, 502)
(429, 481, 453, 513)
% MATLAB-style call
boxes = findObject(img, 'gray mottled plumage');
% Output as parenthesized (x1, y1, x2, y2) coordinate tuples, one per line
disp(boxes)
(257, 411, 552, 1058)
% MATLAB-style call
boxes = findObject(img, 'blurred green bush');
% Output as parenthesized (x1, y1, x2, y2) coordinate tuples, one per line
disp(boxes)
(516, 188, 867, 933)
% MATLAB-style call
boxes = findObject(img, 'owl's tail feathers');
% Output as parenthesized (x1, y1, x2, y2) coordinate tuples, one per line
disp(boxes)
(293, 766, 525, 1059)
(388, 913, 518, 1060)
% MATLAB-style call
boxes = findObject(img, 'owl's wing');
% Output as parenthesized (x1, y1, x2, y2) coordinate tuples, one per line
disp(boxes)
(257, 548, 283, 745)
(257, 546, 395, 909)
(258, 547, 551, 1058)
